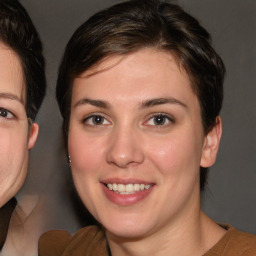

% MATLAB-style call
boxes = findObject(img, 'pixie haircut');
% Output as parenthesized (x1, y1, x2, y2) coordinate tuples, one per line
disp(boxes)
(56, 0, 225, 189)
(0, 0, 46, 121)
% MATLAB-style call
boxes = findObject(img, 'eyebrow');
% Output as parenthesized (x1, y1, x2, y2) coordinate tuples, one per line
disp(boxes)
(0, 92, 23, 104)
(74, 98, 110, 109)
(74, 97, 187, 110)
(141, 97, 187, 109)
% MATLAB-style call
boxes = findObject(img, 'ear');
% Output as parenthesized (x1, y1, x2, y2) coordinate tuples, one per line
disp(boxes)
(28, 122, 39, 149)
(200, 116, 222, 168)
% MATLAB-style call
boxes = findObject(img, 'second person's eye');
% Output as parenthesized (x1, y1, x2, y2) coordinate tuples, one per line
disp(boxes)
(0, 107, 15, 119)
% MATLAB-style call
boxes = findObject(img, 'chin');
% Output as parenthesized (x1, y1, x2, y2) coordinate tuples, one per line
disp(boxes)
(100, 213, 152, 239)
(107, 226, 148, 240)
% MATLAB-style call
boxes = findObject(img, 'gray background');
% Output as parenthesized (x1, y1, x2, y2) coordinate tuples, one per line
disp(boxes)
(19, 0, 256, 235)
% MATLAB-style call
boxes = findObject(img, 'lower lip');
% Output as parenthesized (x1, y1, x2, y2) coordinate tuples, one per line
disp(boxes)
(101, 184, 154, 206)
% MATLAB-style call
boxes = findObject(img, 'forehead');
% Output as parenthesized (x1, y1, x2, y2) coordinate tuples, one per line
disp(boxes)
(74, 49, 195, 98)
(0, 42, 26, 103)
(82, 48, 186, 78)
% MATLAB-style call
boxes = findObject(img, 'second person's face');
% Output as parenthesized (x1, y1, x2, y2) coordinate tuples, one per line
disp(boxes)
(68, 48, 217, 240)
(0, 42, 38, 207)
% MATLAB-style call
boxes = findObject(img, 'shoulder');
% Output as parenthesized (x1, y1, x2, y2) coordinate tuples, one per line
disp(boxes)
(38, 225, 108, 256)
(205, 225, 256, 256)
(226, 228, 256, 255)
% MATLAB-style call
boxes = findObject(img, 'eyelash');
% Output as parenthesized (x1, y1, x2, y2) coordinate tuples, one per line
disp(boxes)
(82, 113, 175, 127)
(0, 107, 15, 120)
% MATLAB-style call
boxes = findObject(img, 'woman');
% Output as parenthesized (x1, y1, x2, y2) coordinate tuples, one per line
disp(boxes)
(39, 0, 256, 255)
(0, 0, 46, 254)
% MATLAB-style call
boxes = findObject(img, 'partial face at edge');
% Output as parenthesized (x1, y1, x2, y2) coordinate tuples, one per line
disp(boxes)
(0, 42, 38, 207)
(68, 48, 221, 239)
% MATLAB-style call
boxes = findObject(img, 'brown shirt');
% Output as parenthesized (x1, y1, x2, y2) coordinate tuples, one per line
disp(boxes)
(39, 225, 256, 256)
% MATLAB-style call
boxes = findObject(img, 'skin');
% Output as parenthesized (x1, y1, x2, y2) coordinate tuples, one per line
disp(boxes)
(0, 42, 38, 207)
(68, 48, 224, 256)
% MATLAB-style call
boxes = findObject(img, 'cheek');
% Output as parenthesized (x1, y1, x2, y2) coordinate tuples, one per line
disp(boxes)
(146, 131, 203, 176)
(0, 127, 28, 163)
(68, 130, 105, 175)
(0, 127, 29, 206)
(147, 140, 177, 171)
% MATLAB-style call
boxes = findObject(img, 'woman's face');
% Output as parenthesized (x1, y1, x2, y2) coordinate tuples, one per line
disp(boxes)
(68, 48, 220, 239)
(0, 42, 38, 207)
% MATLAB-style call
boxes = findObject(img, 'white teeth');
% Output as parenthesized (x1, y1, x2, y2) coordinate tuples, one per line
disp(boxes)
(134, 184, 140, 191)
(113, 183, 118, 191)
(126, 184, 133, 192)
(106, 183, 152, 194)
(117, 184, 125, 192)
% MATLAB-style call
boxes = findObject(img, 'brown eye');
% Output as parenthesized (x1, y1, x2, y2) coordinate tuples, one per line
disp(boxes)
(83, 114, 111, 126)
(153, 115, 166, 125)
(92, 115, 104, 125)
(145, 113, 174, 127)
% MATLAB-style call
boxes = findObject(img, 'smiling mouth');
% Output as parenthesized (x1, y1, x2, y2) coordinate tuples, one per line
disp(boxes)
(105, 183, 152, 194)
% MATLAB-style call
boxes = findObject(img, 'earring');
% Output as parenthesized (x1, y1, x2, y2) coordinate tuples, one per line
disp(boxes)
(68, 155, 71, 164)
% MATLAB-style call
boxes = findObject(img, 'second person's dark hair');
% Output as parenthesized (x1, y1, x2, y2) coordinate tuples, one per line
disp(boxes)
(0, 0, 46, 121)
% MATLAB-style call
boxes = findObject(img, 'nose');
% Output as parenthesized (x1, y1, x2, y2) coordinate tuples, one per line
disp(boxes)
(106, 126, 144, 168)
